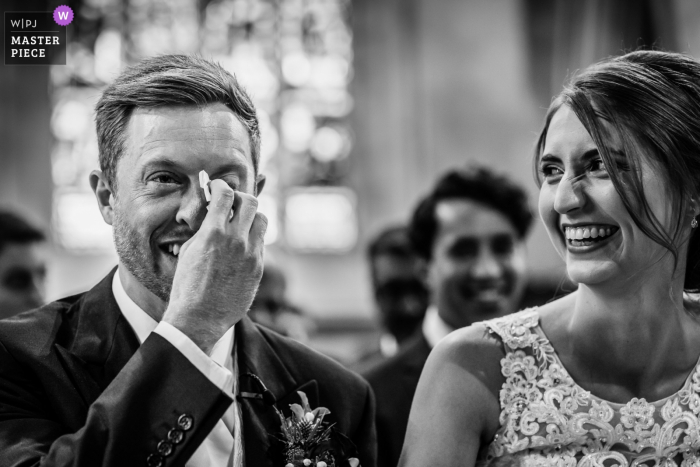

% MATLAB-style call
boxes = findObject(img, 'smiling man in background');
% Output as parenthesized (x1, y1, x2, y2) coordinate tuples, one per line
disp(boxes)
(363, 165, 532, 467)
(0, 55, 375, 467)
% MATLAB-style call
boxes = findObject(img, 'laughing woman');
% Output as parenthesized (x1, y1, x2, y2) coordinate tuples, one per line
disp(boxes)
(400, 50, 700, 467)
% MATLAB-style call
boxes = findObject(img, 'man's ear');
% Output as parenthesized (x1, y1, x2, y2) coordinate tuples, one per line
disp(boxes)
(255, 174, 266, 197)
(89, 170, 115, 226)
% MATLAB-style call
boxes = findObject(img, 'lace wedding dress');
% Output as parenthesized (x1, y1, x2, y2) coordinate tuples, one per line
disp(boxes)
(482, 309, 700, 467)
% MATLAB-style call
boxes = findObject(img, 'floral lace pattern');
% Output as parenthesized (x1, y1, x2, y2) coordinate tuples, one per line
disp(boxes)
(482, 309, 700, 467)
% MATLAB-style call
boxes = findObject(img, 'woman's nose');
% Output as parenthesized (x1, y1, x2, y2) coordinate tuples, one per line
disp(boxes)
(554, 173, 586, 214)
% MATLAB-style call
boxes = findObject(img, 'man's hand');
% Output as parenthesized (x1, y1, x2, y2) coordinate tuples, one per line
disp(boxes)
(162, 180, 267, 355)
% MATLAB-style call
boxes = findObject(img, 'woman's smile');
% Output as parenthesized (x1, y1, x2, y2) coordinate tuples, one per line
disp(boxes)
(562, 224, 620, 252)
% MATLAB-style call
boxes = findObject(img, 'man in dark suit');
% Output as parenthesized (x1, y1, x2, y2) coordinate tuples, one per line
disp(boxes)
(0, 55, 375, 467)
(363, 166, 533, 467)
(351, 226, 428, 373)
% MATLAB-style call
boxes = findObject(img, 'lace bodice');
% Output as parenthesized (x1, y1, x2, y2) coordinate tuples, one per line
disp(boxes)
(482, 309, 700, 467)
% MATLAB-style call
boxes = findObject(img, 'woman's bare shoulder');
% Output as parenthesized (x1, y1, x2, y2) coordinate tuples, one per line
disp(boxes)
(401, 322, 509, 465)
(427, 322, 508, 397)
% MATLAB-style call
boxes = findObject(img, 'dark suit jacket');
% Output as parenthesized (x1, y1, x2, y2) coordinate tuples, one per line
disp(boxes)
(362, 332, 431, 467)
(0, 270, 376, 467)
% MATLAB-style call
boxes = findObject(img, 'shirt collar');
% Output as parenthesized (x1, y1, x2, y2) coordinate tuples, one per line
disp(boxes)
(422, 305, 455, 348)
(112, 271, 157, 344)
(112, 269, 235, 367)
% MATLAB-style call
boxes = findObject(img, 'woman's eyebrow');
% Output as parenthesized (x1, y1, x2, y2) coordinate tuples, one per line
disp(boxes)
(539, 154, 560, 163)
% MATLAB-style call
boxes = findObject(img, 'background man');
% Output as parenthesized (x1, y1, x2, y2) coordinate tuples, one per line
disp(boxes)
(0, 55, 375, 467)
(354, 226, 428, 370)
(0, 211, 48, 318)
(248, 261, 314, 343)
(363, 165, 533, 467)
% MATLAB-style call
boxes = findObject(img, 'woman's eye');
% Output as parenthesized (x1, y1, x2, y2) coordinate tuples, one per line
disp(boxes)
(540, 165, 564, 180)
(590, 159, 607, 173)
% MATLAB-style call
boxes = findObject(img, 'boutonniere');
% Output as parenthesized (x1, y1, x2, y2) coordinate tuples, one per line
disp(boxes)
(273, 391, 360, 467)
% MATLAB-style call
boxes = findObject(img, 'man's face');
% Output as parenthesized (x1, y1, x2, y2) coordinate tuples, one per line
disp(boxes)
(107, 103, 261, 303)
(428, 199, 526, 329)
(0, 242, 47, 319)
(372, 254, 428, 342)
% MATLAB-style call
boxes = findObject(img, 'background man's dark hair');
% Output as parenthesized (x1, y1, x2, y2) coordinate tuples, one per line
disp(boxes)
(408, 166, 533, 261)
(95, 54, 260, 192)
(368, 226, 416, 269)
(367, 224, 425, 290)
(0, 211, 45, 255)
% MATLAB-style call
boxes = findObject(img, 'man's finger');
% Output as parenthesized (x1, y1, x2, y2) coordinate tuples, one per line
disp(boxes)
(230, 192, 259, 235)
(250, 212, 268, 245)
(204, 179, 235, 230)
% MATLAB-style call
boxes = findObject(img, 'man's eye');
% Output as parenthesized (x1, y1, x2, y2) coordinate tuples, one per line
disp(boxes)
(3, 270, 32, 291)
(492, 235, 515, 255)
(448, 240, 478, 258)
(149, 174, 178, 184)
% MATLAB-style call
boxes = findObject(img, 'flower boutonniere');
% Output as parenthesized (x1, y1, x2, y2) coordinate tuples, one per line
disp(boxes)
(273, 391, 360, 467)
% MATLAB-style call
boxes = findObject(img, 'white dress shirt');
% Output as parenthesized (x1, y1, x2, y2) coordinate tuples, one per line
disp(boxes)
(421, 305, 455, 349)
(113, 271, 244, 467)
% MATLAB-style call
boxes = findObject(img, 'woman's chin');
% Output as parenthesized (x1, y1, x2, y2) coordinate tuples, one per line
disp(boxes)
(566, 260, 617, 286)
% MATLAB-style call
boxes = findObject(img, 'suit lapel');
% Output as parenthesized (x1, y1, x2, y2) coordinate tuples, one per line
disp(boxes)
(60, 269, 140, 401)
(56, 272, 319, 465)
(237, 318, 316, 467)
(276, 380, 319, 416)
(402, 333, 433, 378)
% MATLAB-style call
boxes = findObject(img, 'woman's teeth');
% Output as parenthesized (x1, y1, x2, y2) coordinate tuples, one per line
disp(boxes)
(167, 244, 181, 256)
(564, 226, 616, 240)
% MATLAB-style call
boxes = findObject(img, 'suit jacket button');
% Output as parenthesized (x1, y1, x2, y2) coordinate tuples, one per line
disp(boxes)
(157, 440, 173, 457)
(177, 414, 194, 431)
(147, 453, 164, 467)
(168, 428, 184, 444)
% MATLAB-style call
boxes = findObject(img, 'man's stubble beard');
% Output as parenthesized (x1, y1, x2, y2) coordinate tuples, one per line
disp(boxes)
(112, 206, 173, 302)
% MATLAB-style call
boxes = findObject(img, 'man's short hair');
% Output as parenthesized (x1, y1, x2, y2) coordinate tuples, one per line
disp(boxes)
(408, 166, 533, 261)
(95, 54, 260, 191)
(0, 211, 45, 255)
(367, 226, 416, 262)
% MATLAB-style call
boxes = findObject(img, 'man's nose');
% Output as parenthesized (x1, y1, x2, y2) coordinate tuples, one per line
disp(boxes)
(554, 172, 586, 215)
(175, 186, 207, 230)
(471, 247, 502, 280)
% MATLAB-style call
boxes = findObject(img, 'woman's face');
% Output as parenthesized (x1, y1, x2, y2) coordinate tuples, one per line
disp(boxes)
(538, 105, 685, 287)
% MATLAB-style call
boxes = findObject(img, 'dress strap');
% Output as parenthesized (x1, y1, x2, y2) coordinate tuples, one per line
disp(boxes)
(482, 308, 540, 352)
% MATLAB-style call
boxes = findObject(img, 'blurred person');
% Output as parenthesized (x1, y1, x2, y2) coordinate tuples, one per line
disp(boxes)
(0, 55, 375, 466)
(402, 50, 700, 467)
(364, 166, 533, 467)
(355, 226, 429, 369)
(0, 210, 48, 318)
(248, 262, 314, 343)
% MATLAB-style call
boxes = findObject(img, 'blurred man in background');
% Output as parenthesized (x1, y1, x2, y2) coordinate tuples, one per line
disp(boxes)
(248, 262, 315, 343)
(354, 226, 428, 370)
(363, 165, 533, 467)
(0, 211, 48, 319)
